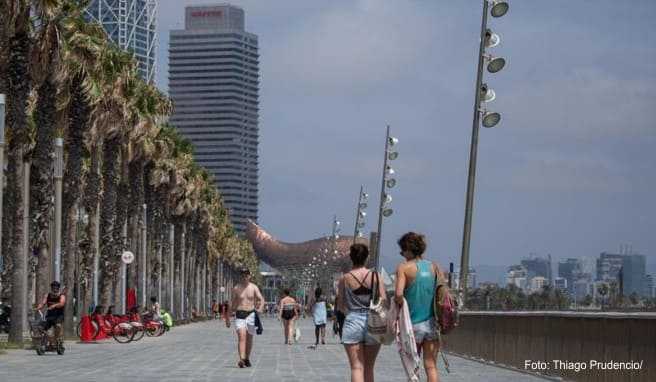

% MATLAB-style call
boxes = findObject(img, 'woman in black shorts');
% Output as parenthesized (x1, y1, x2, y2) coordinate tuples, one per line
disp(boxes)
(278, 289, 297, 344)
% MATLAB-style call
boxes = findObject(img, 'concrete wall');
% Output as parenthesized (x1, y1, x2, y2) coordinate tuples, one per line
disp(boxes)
(444, 311, 655, 382)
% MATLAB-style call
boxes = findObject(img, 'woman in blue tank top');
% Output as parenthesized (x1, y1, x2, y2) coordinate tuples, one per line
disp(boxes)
(394, 232, 441, 382)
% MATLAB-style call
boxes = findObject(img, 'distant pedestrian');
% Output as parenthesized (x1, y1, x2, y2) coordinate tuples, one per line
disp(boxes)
(336, 243, 386, 382)
(310, 287, 328, 346)
(148, 296, 161, 321)
(229, 268, 265, 368)
(212, 300, 219, 319)
(394, 232, 442, 382)
(221, 301, 229, 320)
(334, 295, 345, 340)
(278, 289, 297, 345)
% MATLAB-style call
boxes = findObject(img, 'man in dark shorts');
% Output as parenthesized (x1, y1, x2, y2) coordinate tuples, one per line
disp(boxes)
(36, 281, 66, 339)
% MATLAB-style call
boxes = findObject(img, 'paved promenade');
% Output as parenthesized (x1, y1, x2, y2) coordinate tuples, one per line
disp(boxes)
(1, 317, 548, 382)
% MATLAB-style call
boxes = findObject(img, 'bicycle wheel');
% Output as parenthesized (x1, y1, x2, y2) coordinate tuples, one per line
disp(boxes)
(145, 324, 158, 337)
(156, 324, 166, 337)
(131, 326, 145, 342)
(111, 322, 134, 344)
(89, 320, 99, 339)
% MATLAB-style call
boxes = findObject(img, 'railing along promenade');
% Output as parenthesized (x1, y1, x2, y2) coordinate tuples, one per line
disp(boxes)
(444, 311, 655, 382)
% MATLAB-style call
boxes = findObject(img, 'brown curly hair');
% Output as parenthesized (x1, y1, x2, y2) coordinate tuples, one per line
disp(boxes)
(397, 232, 426, 258)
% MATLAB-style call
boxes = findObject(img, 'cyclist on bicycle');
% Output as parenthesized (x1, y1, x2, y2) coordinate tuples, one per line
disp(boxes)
(36, 281, 66, 338)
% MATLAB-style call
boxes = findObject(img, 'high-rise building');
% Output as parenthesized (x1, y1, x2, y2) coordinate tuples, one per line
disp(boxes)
(596, 252, 624, 282)
(529, 276, 547, 293)
(506, 265, 528, 291)
(521, 256, 552, 284)
(645, 274, 655, 299)
(452, 268, 477, 290)
(558, 258, 581, 294)
(85, 0, 158, 82)
(169, 5, 259, 234)
(622, 254, 646, 297)
(554, 277, 568, 291)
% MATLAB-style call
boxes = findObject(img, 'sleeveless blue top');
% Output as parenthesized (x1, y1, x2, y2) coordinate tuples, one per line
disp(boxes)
(403, 260, 436, 324)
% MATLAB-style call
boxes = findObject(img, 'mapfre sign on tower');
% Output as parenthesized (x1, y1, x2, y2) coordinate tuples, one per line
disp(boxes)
(190, 10, 222, 18)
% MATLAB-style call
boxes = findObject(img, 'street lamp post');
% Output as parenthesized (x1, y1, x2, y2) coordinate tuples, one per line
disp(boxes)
(459, 0, 509, 308)
(141, 204, 147, 307)
(53, 138, 63, 282)
(374, 125, 398, 270)
(352, 186, 368, 245)
(120, 251, 134, 315)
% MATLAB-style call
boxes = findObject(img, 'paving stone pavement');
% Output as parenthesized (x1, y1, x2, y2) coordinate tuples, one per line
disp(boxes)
(0, 317, 549, 382)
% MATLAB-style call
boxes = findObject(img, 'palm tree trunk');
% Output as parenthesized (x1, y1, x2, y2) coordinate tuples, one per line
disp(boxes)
(82, 143, 100, 313)
(127, 159, 144, 304)
(62, 74, 90, 335)
(99, 136, 120, 307)
(31, 74, 57, 304)
(6, 9, 32, 343)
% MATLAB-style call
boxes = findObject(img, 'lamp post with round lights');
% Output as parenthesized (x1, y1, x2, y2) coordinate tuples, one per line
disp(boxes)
(374, 125, 399, 270)
(352, 186, 368, 245)
(459, 0, 509, 308)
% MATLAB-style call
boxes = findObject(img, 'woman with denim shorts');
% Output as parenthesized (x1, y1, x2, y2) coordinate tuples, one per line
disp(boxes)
(394, 232, 442, 382)
(336, 243, 387, 382)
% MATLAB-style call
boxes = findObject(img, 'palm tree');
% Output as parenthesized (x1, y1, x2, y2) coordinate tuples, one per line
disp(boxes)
(124, 82, 170, 305)
(57, 1, 106, 335)
(91, 48, 135, 307)
(4, 0, 33, 344)
(28, 0, 96, 310)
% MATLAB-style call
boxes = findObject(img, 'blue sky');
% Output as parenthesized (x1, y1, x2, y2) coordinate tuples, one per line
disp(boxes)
(155, 0, 656, 272)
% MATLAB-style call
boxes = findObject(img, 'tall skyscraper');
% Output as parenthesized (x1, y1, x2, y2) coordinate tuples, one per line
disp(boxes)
(84, 0, 158, 82)
(596, 252, 624, 282)
(521, 256, 552, 284)
(169, 5, 259, 233)
(558, 258, 582, 294)
(621, 254, 646, 297)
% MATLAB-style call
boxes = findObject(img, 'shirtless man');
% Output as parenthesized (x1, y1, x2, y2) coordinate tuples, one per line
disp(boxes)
(229, 268, 264, 368)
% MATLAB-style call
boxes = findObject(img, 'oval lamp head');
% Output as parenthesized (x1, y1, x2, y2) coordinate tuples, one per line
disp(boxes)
(382, 208, 394, 217)
(482, 111, 501, 128)
(388, 151, 399, 160)
(384, 194, 393, 204)
(487, 56, 506, 73)
(484, 29, 500, 48)
(491, 0, 509, 18)
(386, 178, 397, 188)
(480, 83, 496, 103)
(388, 137, 399, 146)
